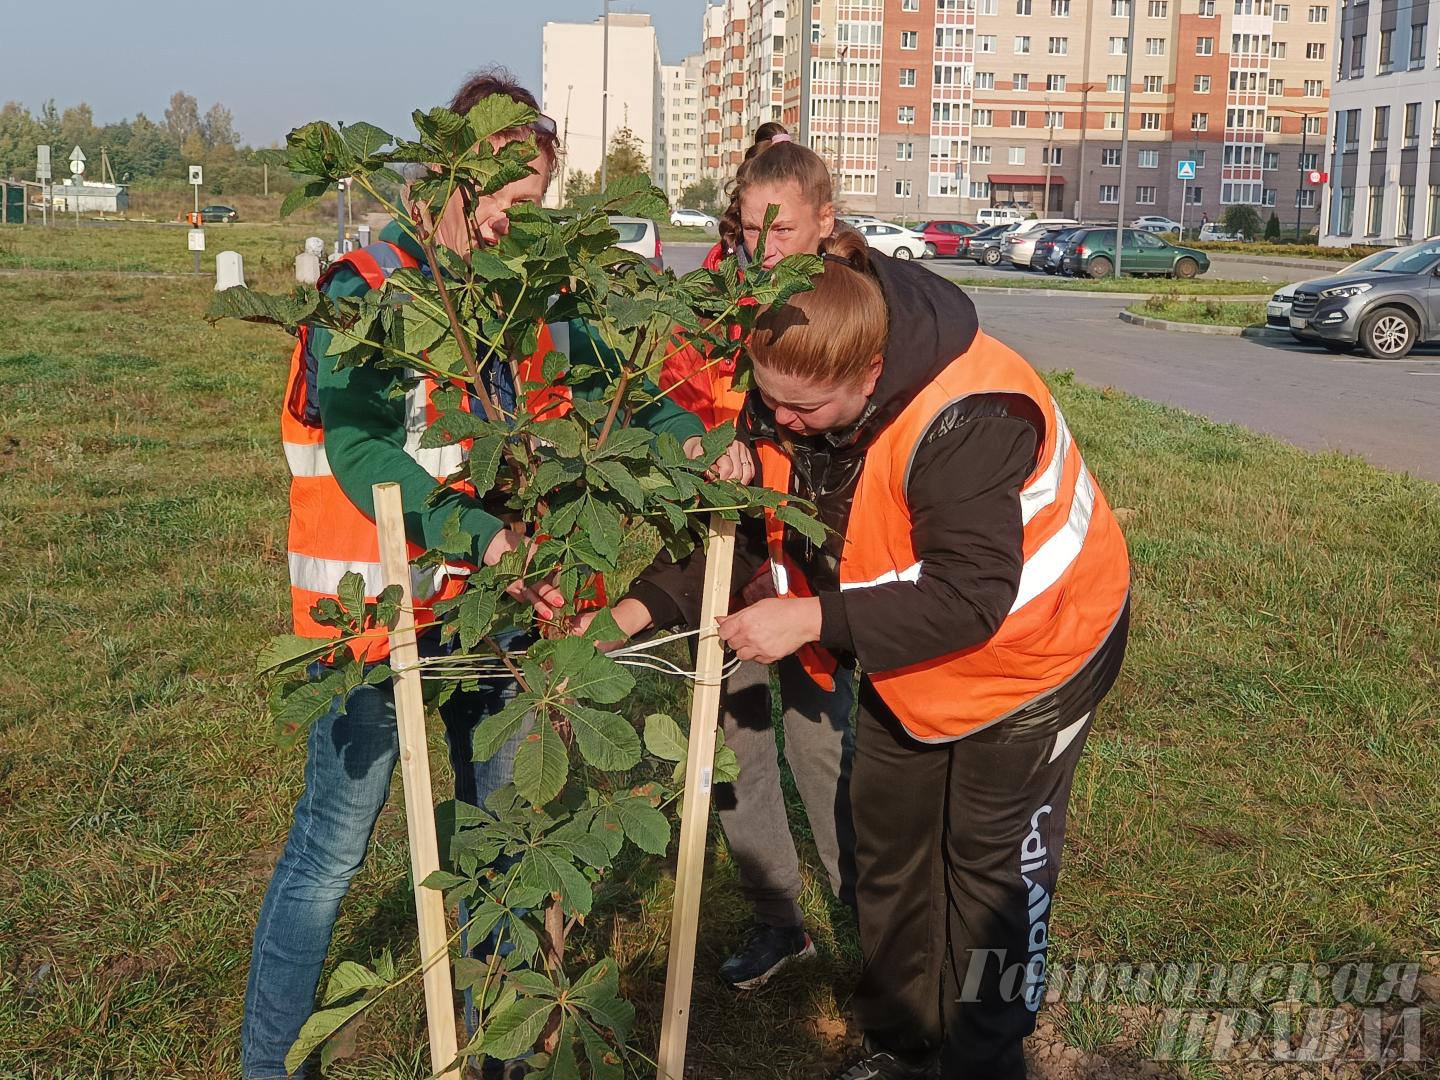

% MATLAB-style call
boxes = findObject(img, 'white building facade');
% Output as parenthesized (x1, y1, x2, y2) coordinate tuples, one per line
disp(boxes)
(660, 56, 705, 209)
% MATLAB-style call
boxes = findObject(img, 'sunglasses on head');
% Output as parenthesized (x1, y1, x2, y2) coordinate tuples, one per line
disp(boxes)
(529, 114, 558, 140)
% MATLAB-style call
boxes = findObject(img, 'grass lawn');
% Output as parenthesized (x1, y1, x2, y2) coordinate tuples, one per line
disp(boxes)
(948, 274, 1275, 296)
(0, 221, 316, 274)
(1130, 296, 1269, 328)
(1, 233, 1437, 1078)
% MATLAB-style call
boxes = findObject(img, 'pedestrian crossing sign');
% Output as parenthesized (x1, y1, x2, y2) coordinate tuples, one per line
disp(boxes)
(1177, 160, 1197, 180)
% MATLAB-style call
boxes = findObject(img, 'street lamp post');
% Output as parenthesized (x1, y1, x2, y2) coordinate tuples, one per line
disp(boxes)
(600, 0, 611, 192)
(1295, 117, 1309, 241)
(1043, 94, 1055, 214)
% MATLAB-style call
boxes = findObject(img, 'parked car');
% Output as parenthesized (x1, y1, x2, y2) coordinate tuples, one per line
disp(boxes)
(856, 221, 929, 259)
(966, 223, 1022, 265)
(976, 206, 1025, 227)
(199, 204, 238, 223)
(838, 214, 886, 229)
(1003, 218, 1080, 268)
(917, 219, 977, 257)
(670, 207, 717, 230)
(1131, 215, 1183, 234)
(1198, 222, 1244, 242)
(1060, 227, 1210, 279)
(1030, 225, 1088, 273)
(1267, 249, 1398, 328)
(1288, 239, 1440, 359)
(608, 215, 664, 270)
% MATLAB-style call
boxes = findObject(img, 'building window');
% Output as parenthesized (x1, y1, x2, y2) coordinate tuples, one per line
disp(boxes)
(1403, 102, 1420, 148)
(972, 144, 993, 163)
(1107, 73, 1127, 91)
(1264, 114, 1283, 133)
(1045, 109, 1065, 128)
(1187, 186, 1203, 203)
(1303, 79, 1323, 96)
(1267, 78, 1285, 95)
(1263, 150, 1279, 170)
(1373, 105, 1389, 148)
(1195, 149, 1207, 168)
(1099, 184, 1119, 203)
(1014, 72, 1030, 89)
(1043, 146, 1063, 165)
(975, 71, 996, 89)
(1271, 40, 1287, 58)
(1009, 146, 1027, 164)
(1261, 188, 1277, 206)
(1196, 36, 1214, 55)
(898, 105, 917, 123)
(1427, 185, 1440, 236)
(1365, 186, 1384, 234)
(1348, 33, 1365, 76)
(1109, 37, 1128, 55)
(1434, 101, 1440, 146)
(1273, 3, 1288, 20)
(1409, 23, 1426, 68)
(1011, 109, 1029, 127)
(970, 180, 992, 199)
(1305, 41, 1324, 60)
(1377, 29, 1393, 73)
(1052, 0, 1071, 13)
(1017, 0, 1032, 13)
(1396, 186, 1416, 234)
(900, 68, 918, 87)
(974, 108, 994, 126)
(901, 30, 919, 49)
(1307, 4, 1325, 19)
(978, 0, 998, 13)
(1337, 186, 1354, 232)
(978, 34, 998, 51)
(1138, 148, 1159, 167)
(1014, 35, 1031, 53)
(1299, 151, 1318, 169)
(1102, 147, 1122, 165)
(1296, 188, 1316, 208)
(1141, 112, 1161, 129)
(1194, 74, 1211, 92)
(1048, 36, 1069, 55)
(1136, 185, 1157, 204)
(902, 0, 920, 8)
(1148, 0, 1168, 15)
(1199, 0, 1214, 13)
(1110, 0, 1129, 14)
(1048, 74, 1067, 91)
(1222, 181, 1262, 203)
(893, 179, 911, 197)
(1304, 115, 1321, 134)
(1145, 37, 1166, 55)
(897, 141, 915, 160)
(1191, 113, 1209, 131)
(1104, 112, 1124, 130)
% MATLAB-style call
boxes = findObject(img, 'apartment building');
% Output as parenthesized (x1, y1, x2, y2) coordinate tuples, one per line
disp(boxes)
(660, 56, 705, 208)
(765, 0, 1333, 224)
(541, 13, 663, 205)
(701, 0, 752, 182)
(747, 0, 790, 128)
(1322, 0, 1440, 245)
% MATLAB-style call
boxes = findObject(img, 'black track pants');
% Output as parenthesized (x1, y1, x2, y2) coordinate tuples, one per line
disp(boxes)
(849, 678, 1093, 1079)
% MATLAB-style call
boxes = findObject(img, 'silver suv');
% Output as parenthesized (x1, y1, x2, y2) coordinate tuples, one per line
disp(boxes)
(1289, 240, 1440, 359)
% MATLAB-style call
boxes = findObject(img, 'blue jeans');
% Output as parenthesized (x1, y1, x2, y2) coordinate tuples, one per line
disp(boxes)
(241, 637, 526, 1079)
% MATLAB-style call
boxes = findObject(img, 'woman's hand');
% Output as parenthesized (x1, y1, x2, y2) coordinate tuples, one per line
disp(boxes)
(715, 597, 822, 664)
(684, 435, 755, 484)
(569, 598, 654, 652)
(483, 528, 564, 620)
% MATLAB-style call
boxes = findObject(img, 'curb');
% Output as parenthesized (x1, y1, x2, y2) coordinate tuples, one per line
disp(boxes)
(1200, 252, 1352, 272)
(955, 283, 1271, 301)
(1118, 309, 1277, 337)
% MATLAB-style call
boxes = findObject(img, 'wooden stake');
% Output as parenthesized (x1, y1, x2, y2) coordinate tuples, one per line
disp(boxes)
(656, 516, 737, 1080)
(373, 482, 461, 1080)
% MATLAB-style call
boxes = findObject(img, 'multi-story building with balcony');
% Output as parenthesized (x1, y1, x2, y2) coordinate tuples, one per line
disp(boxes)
(701, 0, 752, 182)
(660, 56, 705, 208)
(761, 0, 1334, 225)
(1322, 0, 1440, 245)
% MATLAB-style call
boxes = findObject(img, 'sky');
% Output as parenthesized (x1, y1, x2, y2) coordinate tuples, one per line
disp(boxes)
(0, 1, 710, 146)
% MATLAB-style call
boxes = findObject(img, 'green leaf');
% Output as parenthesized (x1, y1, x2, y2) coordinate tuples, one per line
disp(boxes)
(271, 662, 366, 749)
(320, 960, 387, 1006)
(572, 957, 620, 1003)
(337, 572, 366, 621)
(578, 1020, 626, 1080)
(643, 713, 687, 762)
(285, 997, 369, 1073)
(481, 996, 553, 1061)
(532, 418, 584, 458)
(614, 795, 670, 855)
(456, 588, 498, 650)
(537, 1023, 581, 1080)
(565, 706, 641, 772)
(341, 121, 392, 160)
(513, 721, 569, 807)
(774, 502, 829, 547)
(589, 460, 646, 510)
(577, 992, 636, 1044)
(419, 869, 468, 893)
(256, 634, 329, 676)
(280, 177, 332, 219)
(473, 693, 537, 762)
(568, 650, 634, 705)
(465, 95, 538, 143)
(468, 432, 508, 496)
(698, 420, 737, 465)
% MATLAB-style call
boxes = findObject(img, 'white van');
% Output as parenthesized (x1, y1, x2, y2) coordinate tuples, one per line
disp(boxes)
(976, 206, 1025, 226)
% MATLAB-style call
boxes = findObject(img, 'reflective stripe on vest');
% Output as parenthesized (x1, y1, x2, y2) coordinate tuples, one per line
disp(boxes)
(757, 330, 1130, 742)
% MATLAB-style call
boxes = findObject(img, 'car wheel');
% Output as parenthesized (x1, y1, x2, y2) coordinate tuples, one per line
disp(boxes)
(982, 247, 1001, 265)
(1087, 256, 1113, 279)
(1359, 307, 1418, 359)
(893, 245, 914, 261)
(924, 242, 938, 258)
(1174, 257, 1199, 279)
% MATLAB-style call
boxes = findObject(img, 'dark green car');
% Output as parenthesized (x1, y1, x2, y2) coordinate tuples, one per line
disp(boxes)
(1060, 227, 1210, 279)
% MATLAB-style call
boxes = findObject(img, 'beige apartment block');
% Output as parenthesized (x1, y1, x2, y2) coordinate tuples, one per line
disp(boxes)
(661, 56, 705, 209)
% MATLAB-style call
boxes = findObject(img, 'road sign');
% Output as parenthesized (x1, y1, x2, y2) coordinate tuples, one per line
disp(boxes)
(1306, 169, 1328, 185)
(36, 144, 51, 180)
(188, 229, 206, 251)
(189, 164, 203, 186)
(1177, 160, 1197, 180)
(69, 145, 86, 175)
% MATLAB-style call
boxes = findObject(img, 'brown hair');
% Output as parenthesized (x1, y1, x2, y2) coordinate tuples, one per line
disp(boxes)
(718, 131, 832, 256)
(748, 234, 887, 387)
(449, 67, 559, 170)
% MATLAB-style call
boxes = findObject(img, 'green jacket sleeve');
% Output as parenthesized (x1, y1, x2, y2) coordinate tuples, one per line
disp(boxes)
(313, 269, 504, 566)
(566, 319, 705, 443)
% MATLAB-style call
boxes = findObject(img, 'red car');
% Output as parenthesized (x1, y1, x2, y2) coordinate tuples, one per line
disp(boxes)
(917, 220, 978, 257)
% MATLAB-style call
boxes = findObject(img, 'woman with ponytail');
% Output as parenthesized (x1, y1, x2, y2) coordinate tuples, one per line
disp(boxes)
(654, 127, 861, 993)
(618, 222, 1132, 1078)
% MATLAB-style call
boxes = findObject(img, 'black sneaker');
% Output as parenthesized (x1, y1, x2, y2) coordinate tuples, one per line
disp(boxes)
(717, 922, 816, 989)
(830, 1048, 938, 1080)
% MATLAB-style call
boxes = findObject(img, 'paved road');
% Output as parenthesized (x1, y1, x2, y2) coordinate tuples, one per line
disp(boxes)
(665, 243, 1439, 481)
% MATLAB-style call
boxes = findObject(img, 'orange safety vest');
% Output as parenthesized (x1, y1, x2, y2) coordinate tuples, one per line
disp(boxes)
(282, 240, 570, 661)
(658, 242, 749, 428)
(755, 330, 1130, 742)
